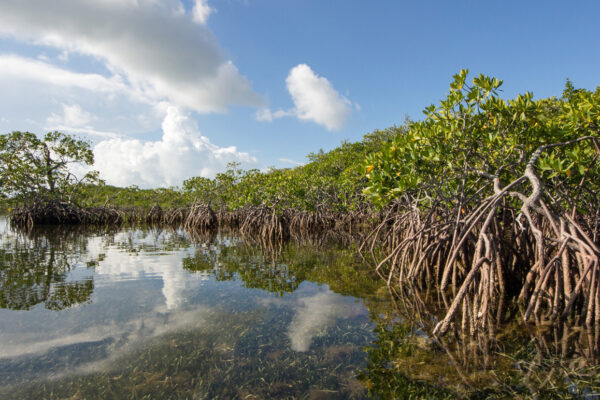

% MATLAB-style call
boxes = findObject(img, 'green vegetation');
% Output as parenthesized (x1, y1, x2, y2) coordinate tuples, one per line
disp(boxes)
(73, 183, 188, 209)
(364, 71, 599, 211)
(361, 70, 600, 336)
(0, 127, 399, 214)
(180, 129, 399, 212)
(129, 128, 397, 213)
(0, 131, 101, 204)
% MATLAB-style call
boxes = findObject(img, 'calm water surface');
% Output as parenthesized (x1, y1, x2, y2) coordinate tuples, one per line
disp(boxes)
(1, 216, 599, 399)
(0, 217, 387, 399)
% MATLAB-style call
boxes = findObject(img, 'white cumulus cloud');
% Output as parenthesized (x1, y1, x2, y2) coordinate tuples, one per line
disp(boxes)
(93, 106, 257, 188)
(287, 64, 353, 130)
(0, 0, 261, 113)
(257, 64, 354, 131)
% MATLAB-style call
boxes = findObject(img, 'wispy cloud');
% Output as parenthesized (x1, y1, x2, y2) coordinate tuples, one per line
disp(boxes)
(0, 0, 262, 113)
(47, 104, 95, 128)
(0, 54, 130, 94)
(277, 158, 304, 166)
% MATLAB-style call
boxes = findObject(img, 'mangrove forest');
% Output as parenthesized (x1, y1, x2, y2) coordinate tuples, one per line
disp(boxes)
(1, 71, 600, 399)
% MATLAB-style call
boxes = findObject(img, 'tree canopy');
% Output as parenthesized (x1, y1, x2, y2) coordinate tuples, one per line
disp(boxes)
(364, 70, 600, 211)
(0, 131, 100, 202)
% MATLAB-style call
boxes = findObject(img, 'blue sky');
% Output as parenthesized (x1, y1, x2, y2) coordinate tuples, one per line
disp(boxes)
(0, 0, 599, 187)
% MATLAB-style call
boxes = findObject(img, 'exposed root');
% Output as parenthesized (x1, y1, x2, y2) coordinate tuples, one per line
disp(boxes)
(10, 200, 122, 228)
(162, 207, 189, 227)
(239, 205, 288, 243)
(184, 203, 217, 231)
(364, 137, 600, 337)
(145, 205, 163, 225)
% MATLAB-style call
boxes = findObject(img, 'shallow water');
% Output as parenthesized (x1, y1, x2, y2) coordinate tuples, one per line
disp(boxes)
(0, 216, 599, 399)
(0, 218, 387, 399)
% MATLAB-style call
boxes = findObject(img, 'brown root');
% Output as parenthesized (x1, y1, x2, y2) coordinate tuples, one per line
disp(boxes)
(365, 137, 600, 337)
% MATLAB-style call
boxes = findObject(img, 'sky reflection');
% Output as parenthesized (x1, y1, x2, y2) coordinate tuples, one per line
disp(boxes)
(0, 222, 373, 389)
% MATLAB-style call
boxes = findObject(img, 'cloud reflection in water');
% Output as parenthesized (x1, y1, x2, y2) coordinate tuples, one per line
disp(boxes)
(287, 288, 365, 352)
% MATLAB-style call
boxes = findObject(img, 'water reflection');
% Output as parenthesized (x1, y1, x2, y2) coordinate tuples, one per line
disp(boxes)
(89, 230, 206, 310)
(287, 291, 364, 352)
(0, 220, 96, 311)
(2, 218, 600, 399)
(0, 219, 380, 399)
(358, 284, 600, 399)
